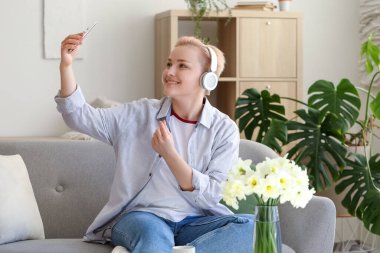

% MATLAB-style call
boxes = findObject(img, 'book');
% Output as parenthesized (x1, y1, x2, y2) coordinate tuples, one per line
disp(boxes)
(236, 1, 274, 6)
(234, 2, 276, 11)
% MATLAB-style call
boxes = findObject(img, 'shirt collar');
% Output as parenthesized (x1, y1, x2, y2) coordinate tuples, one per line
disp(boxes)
(156, 97, 172, 120)
(156, 96, 214, 129)
(198, 97, 213, 128)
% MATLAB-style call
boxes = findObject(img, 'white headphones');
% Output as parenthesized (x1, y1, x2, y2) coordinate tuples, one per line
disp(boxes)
(200, 46, 218, 91)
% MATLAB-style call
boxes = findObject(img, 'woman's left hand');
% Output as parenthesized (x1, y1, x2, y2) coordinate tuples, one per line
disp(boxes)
(152, 120, 176, 158)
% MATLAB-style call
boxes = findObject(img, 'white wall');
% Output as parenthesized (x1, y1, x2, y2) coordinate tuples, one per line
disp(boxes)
(0, 0, 364, 139)
(291, 0, 361, 88)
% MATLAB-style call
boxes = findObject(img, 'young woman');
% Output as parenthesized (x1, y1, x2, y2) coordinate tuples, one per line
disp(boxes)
(56, 33, 254, 253)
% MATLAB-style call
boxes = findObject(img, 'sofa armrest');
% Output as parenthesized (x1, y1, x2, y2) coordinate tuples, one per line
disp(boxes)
(279, 196, 336, 253)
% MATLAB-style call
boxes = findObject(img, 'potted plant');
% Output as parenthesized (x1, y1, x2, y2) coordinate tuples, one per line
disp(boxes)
(184, 0, 231, 38)
(235, 34, 380, 235)
(344, 33, 380, 148)
(335, 34, 380, 235)
(236, 79, 360, 190)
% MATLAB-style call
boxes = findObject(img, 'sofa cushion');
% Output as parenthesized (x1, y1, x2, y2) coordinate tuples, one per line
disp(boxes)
(283, 243, 296, 253)
(0, 155, 44, 245)
(0, 239, 113, 253)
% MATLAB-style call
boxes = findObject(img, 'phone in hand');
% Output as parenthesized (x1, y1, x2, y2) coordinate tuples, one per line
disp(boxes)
(83, 22, 97, 38)
(68, 22, 97, 53)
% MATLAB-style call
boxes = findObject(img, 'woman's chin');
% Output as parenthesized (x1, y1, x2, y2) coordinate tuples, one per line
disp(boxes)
(163, 90, 172, 97)
(163, 86, 177, 97)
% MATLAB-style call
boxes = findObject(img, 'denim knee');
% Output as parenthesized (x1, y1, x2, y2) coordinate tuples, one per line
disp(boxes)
(188, 215, 254, 253)
(111, 211, 174, 253)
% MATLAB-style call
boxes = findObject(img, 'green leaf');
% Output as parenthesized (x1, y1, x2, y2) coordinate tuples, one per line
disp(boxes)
(370, 91, 380, 120)
(361, 190, 380, 235)
(336, 153, 380, 235)
(235, 88, 287, 153)
(370, 154, 380, 189)
(361, 33, 380, 74)
(321, 112, 346, 142)
(308, 79, 361, 130)
(262, 118, 287, 152)
(286, 108, 347, 191)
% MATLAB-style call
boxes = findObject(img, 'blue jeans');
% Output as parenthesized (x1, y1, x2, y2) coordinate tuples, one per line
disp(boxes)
(111, 211, 254, 253)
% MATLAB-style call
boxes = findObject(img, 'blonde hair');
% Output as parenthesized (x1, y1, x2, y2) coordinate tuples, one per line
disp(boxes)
(175, 36, 225, 78)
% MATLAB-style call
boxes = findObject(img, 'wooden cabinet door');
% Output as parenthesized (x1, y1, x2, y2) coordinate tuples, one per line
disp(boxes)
(239, 18, 297, 78)
(239, 81, 297, 120)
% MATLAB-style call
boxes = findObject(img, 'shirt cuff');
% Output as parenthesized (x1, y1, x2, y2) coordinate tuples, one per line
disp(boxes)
(54, 85, 86, 114)
(180, 168, 209, 203)
(191, 168, 209, 192)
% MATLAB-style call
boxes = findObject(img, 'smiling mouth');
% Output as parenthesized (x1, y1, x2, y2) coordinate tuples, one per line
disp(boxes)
(165, 79, 180, 85)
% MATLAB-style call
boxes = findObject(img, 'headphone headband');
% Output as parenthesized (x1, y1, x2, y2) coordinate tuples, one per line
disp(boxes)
(206, 46, 217, 73)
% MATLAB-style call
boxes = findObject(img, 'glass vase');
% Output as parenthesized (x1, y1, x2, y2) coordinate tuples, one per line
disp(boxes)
(253, 205, 282, 253)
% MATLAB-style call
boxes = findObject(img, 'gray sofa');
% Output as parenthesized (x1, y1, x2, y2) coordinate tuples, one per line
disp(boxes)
(0, 138, 336, 253)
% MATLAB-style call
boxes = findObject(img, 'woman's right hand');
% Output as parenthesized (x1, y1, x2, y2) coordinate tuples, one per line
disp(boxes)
(60, 32, 84, 67)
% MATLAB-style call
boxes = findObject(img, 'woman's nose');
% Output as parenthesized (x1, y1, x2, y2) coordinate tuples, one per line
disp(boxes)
(167, 66, 176, 76)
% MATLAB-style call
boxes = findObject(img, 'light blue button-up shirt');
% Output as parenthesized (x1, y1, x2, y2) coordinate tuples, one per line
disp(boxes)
(55, 86, 239, 243)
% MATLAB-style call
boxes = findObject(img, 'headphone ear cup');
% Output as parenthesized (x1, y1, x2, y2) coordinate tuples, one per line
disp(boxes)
(200, 72, 218, 91)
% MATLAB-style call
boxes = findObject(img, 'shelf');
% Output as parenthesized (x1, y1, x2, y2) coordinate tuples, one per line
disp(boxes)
(156, 9, 303, 19)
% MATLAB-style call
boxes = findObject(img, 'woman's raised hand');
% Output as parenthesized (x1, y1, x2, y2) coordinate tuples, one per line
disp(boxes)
(152, 120, 176, 159)
(59, 32, 84, 97)
(60, 32, 84, 67)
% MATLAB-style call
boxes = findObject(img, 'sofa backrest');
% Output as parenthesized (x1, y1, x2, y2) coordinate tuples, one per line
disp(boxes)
(0, 139, 116, 239)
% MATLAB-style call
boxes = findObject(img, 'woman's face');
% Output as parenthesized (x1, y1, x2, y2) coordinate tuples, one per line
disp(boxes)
(162, 45, 206, 99)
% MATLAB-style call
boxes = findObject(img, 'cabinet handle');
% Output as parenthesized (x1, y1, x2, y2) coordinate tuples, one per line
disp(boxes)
(266, 21, 271, 25)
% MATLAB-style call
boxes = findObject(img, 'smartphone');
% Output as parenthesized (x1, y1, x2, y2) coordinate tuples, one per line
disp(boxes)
(68, 22, 97, 53)
(83, 22, 97, 38)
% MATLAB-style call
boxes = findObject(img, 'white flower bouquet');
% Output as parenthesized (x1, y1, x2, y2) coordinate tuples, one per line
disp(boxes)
(222, 156, 316, 253)
(223, 156, 315, 208)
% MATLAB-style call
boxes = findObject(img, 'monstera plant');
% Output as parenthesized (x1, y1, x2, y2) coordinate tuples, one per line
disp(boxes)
(236, 79, 360, 192)
(235, 89, 288, 153)
(236, 34, 380, 235)
(335, 34, 380, 235)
